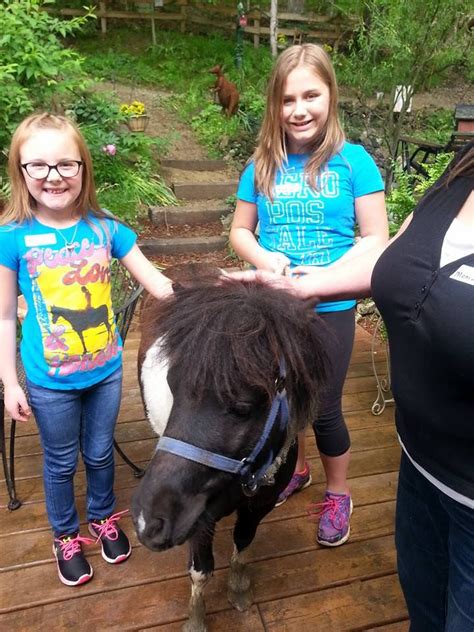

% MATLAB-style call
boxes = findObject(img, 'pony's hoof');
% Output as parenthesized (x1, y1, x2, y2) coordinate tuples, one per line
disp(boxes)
(228, 588, 254, 612)
(182, 619, 207, 632)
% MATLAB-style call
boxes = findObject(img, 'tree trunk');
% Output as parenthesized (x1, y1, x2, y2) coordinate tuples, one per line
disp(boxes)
(270, 0, 278, 57)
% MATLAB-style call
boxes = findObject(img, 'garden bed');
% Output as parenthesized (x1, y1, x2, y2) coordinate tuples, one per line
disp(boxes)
(139, 218, 224, 239)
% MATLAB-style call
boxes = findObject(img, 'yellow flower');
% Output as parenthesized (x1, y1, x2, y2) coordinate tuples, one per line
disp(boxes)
(119, 100, 146, 117)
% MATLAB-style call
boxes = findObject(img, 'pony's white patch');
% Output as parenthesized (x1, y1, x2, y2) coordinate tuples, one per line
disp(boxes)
(137, 511, 146, 536)
(190, 566, 209, 598)
(141, 336, 173, 437)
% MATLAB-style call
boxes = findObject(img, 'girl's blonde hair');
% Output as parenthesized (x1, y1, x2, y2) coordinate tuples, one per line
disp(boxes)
(1, 112, 105, 225)
(254, 44, 345, 199)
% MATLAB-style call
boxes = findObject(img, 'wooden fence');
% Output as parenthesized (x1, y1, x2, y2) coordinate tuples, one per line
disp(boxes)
(52, 1, 356, 49)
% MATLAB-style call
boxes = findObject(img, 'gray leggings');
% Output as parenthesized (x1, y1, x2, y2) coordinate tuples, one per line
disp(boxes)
(312, 308, 354, 457)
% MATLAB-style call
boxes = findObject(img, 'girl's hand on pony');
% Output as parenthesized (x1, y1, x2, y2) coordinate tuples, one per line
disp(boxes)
(258, 251, 291, 275)
(4, 384, 31, 422)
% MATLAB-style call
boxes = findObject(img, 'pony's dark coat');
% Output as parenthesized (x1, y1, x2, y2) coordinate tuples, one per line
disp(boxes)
(139, 266, 329, 431)
(133, 265, 329, 629)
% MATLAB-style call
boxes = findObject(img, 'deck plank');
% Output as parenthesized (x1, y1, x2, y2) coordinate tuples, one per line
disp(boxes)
(0, 324, 405, 631)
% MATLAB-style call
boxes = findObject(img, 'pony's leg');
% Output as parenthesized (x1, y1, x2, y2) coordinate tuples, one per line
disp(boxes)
(183, 524, 215, 632)
(228, 503, 273, 611)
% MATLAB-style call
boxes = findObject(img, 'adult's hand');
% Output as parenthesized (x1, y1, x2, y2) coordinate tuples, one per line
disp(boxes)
(222, 268, 321, 303)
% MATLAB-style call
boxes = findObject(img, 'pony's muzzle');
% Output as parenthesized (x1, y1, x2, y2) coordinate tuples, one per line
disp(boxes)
(131, 505, 171, 551)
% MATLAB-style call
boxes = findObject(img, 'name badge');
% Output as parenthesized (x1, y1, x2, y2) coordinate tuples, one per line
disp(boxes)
(450, 264, 474, 286)
(24, 233, 57, 247)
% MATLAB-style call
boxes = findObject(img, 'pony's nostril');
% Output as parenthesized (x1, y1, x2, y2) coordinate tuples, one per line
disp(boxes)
(149, 517, 165, 538)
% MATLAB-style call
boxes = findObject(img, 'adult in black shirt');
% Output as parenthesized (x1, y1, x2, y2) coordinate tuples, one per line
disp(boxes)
(371, 144, 473, 631)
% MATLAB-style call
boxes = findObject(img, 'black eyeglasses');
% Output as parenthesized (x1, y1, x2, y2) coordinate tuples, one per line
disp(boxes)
(21, 160, 83, 180)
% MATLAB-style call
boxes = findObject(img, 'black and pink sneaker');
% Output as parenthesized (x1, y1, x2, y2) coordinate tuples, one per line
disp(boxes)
(53, 533, 94, 586)
(89, 510, 131, 564)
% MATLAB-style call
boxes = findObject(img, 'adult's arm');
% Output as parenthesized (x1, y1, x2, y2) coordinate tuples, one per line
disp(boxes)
(230, 212, 414, 302)
(290, 190, 388, 299)
(333, 191, 388, 264)
(0, 265, 31, 421)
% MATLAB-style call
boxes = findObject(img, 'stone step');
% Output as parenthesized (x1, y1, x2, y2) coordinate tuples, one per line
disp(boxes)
(138, 235, 227, 256)
(149, 201, 230, 226)
(172, 181, 238, 200)
(161, 159, 227, 171)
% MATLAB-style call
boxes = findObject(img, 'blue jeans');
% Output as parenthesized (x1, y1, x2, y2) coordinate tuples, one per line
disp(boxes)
(27, 368, 122, 536)
(396, 452, 474, 632)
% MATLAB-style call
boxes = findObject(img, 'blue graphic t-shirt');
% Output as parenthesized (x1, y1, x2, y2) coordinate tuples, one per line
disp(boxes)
(237, 142, 384, 312)
(0, 214, 137, 389)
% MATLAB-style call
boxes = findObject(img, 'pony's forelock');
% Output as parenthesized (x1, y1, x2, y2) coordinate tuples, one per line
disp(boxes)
(141, 277, 329, 430)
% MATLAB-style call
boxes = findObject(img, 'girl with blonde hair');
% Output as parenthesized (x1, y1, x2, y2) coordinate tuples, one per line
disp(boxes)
(0, 113, 173, 586)
(231, 44, 388, 546)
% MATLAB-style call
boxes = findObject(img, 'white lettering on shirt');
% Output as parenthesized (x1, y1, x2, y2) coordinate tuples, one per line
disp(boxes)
(450, 264, 474, 286)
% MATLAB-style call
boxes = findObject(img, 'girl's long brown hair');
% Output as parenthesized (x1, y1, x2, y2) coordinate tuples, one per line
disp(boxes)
(254, 44, 344, 200)
(1, 113, 111, 226)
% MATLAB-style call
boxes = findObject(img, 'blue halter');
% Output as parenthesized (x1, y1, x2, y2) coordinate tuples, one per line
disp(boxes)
(155, 359, 290, 495)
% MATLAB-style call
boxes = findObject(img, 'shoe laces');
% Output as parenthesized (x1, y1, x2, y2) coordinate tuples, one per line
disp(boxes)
(308, 495, 348, 530)
(91, 509, 129, 542)
(55, 534, 94, 560)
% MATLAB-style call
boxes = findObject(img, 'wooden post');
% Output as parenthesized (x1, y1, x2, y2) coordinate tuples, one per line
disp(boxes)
(254, 10, 260, 48)
(180, 0, 187, 34)
(150, 1, 156, 46)
(100, 1, 107, 34)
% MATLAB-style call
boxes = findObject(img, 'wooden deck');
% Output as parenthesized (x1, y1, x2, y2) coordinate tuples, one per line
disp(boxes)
(0, 324, 409, 631)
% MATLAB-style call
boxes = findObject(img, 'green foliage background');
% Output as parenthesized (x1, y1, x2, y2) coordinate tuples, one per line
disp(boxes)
(0, 0, 175, 224)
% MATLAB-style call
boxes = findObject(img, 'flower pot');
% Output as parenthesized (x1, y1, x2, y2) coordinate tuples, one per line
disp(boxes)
(127, 115, 150, 132)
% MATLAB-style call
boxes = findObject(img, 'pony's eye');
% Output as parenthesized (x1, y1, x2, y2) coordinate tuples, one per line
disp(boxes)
(227, 401, 253, 418)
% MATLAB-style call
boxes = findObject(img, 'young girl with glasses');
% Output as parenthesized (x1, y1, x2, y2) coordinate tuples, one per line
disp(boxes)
(0, 113, 173, 586)
(230, 44, 388, 546)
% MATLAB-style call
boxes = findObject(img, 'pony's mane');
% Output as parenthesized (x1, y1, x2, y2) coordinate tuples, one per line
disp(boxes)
(140, 268, 329, 430)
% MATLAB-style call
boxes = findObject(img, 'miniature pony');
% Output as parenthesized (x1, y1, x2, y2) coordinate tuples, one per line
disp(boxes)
(131, 265, 328, 631)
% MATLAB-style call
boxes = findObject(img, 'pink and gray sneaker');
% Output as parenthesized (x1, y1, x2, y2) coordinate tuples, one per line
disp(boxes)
(310, 491, 353, 547)
(275, 462, 312, 507)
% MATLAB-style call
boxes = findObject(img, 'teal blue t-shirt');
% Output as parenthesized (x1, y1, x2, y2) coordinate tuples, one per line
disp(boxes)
(0, 214, 137, 389)
(237, 142, 384, 312)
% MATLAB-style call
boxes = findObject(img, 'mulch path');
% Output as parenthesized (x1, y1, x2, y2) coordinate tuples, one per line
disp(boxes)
(149, 252, 241, 269)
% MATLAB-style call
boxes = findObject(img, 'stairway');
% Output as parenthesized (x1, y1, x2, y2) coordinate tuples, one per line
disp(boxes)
(139, 158, 239, 260)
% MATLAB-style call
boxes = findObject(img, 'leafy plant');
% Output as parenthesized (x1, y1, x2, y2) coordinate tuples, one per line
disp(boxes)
(0, 0, 95, 151)
(387, 152, 453, 235)
(80, 122, 176, 225)
(333, 0, 471, 190)
(67, 91, 123, 128)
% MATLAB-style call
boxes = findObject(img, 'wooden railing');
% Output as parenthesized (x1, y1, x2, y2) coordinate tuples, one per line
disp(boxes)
(51, 1, 356, 49)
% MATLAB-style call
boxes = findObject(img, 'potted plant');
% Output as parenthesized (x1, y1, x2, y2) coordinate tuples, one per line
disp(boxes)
(120, 100, 150, 132)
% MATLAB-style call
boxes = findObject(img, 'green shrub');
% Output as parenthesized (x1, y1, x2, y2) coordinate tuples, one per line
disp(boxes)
(387, 153, 453, 235)
(79, 120, 176, 225)
(0, 0, 94, 150)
